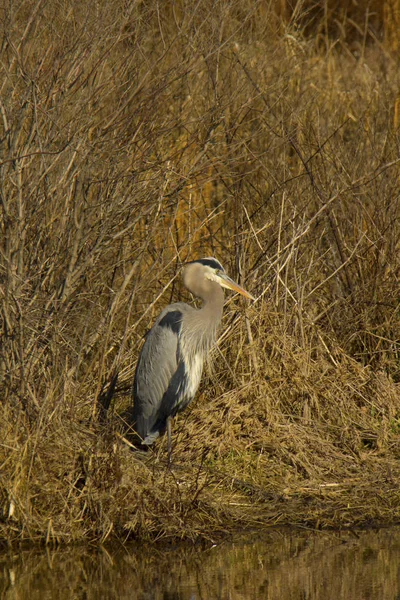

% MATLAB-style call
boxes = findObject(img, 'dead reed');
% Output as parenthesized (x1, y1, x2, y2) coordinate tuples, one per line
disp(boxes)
(1, 0, 399, 544)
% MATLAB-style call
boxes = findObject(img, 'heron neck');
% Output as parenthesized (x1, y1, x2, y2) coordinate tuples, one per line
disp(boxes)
(201, 285, 224, 313)
(199, 284, 224, 328)
(182, 285, 224, 358)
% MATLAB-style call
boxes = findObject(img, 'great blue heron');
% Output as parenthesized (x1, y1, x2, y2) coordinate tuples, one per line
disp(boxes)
(131, 257, 254, 454)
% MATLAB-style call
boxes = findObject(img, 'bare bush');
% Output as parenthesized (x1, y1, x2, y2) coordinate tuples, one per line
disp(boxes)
(0, 0, 399, 543)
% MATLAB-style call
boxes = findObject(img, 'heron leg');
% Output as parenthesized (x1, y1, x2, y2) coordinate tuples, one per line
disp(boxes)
(167, 416, 172, 466)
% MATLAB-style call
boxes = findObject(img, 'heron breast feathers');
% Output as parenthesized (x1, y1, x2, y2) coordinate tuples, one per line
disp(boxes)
(183, 353, 204, 399)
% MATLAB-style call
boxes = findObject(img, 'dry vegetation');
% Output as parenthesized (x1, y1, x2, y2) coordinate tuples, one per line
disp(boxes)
(1, 0, 400, 545)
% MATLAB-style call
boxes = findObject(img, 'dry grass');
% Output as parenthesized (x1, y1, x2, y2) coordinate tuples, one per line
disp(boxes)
(1, 0, 400, 544)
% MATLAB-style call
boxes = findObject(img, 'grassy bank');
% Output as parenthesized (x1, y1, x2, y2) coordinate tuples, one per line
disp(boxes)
(1, 0, 400, 544)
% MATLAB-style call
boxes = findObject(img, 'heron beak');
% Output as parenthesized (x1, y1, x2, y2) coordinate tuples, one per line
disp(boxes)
(218, 273, 255, 301)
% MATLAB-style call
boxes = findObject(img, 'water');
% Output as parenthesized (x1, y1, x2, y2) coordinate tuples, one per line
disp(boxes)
(1, 528, 400, 599)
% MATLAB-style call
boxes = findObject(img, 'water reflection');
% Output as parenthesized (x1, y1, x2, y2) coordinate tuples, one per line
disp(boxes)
(1, 528, 400, 599)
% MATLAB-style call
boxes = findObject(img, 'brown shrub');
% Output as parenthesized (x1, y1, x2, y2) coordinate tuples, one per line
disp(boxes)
(1, 0, 399, 543)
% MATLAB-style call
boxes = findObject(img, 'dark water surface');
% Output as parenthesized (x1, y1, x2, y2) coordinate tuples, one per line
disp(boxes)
(1, 528, 400, 599)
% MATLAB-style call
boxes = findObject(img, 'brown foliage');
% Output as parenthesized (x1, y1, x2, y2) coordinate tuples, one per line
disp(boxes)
(0, 0, 399, 544)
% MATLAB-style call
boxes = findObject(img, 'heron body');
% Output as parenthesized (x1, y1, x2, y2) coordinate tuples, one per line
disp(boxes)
(132, 258, 253, 446)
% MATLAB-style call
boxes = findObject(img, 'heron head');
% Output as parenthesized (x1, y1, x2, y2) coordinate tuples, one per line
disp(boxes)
(183, 257, 254, 301)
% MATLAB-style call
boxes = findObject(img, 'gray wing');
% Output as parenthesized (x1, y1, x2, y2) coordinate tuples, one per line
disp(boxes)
(132, 304, 187, 443)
